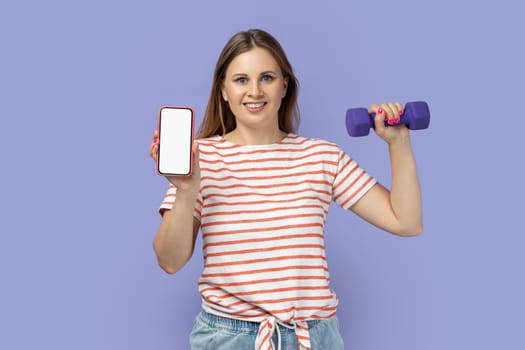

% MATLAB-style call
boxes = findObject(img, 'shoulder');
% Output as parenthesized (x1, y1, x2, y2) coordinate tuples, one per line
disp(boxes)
(285, 133, 341, 152)
(195, 135, 230, 151)
(195, 135, 223, 146)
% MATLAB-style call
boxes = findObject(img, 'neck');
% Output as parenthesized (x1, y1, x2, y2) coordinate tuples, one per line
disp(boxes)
(224, 127, 287, 145)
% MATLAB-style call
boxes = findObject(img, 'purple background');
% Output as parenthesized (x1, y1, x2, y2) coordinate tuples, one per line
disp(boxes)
(1, 0, 524, 349)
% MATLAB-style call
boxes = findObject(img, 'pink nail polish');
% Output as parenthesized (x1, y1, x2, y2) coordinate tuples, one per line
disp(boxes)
(377, 107, 383, 114)
(399, 109, 404, 116)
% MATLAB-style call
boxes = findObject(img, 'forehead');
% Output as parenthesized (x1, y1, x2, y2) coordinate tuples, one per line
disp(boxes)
(225, 48, 280, 75)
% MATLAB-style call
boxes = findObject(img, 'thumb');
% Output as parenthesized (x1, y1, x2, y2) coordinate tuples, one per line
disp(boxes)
(371, 106, 387, 134)
(192, 142, 200, 169)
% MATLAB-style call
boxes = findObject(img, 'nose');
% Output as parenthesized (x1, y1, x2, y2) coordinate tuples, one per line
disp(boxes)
(248, 81, 263, 97)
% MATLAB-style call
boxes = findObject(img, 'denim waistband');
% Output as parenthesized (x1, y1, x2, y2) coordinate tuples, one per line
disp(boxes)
(197, 309, 322, 335)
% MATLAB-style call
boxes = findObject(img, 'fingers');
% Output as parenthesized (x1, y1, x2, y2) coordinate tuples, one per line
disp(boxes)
(370, 102, 404, 127)
(149, 143, 158, 161)
(368, 102, 404, 138)
(368, 103, 381, 115)
(191, 141, 201, 171)
(381, 102, 402, 124)
(150, 129, 159, 161)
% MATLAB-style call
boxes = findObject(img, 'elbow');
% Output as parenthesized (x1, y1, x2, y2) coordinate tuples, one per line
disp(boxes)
(153, 241, 189, 275)
(158, 262, 182, 275)
(156, 253, 188, 274)
(398, 223, 424, 237)
(155, 255, 189, 275)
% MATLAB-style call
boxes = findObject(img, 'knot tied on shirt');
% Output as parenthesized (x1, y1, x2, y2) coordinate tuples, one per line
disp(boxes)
(255, 315, 312, 350)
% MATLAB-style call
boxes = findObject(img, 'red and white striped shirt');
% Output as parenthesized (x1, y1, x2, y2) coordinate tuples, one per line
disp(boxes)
(159, 134, 376, 349)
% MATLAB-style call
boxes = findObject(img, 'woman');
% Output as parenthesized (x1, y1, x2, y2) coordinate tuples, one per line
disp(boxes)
(150, 29, 422, 350)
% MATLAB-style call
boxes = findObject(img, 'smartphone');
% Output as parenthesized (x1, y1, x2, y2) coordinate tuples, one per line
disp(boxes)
(157, 106, 194, 176)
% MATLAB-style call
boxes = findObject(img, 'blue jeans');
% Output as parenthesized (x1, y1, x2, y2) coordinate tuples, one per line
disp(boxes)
(189, 309, 344, 350)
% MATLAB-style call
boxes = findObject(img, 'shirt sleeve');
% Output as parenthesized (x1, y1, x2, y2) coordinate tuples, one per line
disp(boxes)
(332, 148, 377, 210)
(158, 184, 203, 221)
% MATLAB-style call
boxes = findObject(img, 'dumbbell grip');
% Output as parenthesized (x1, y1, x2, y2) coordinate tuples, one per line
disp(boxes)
(369, 112, 410, 127)
(346, 101, 430, 137)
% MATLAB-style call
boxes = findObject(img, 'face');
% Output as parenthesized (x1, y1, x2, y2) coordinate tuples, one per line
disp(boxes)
(221, 48, 288, 131)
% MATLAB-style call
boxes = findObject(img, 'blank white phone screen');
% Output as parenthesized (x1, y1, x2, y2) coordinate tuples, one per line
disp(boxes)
(158, 107, 193, 175)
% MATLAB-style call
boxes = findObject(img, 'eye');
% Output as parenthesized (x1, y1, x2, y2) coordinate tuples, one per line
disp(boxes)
(262, 74, 274, 82)
(235, 77, 248, 84)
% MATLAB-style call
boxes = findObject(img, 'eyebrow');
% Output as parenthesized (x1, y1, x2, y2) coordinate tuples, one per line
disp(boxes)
(230, 70, 278, 78)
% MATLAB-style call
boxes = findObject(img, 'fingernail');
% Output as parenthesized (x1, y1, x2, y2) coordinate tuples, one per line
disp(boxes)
(154, 137, 159, 143)
(388, 119, 394, 125)
(399, 109, 404, 116)
(395, 118, 400, 123)
(377, 107, 383, 114)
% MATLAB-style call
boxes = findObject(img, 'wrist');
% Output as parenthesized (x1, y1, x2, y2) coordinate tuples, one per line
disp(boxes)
(387, 133, 411, 148)
(176, 187, 199, 199)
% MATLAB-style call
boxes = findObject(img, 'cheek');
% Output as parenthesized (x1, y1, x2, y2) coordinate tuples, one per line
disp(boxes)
(223, 86, 243, 101)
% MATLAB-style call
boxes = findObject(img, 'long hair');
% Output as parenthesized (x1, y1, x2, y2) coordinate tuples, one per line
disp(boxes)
(196, 29, 300, 139)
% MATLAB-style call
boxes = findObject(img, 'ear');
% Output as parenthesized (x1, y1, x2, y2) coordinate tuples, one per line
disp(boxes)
(221, 85, 229, 102)
(282, 76, 289, 98)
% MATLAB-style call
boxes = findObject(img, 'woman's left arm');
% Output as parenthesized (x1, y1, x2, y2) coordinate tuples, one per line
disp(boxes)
(350, 102, 423, 237)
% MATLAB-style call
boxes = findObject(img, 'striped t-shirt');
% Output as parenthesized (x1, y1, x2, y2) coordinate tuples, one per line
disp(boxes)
(159, 133, 376, 349)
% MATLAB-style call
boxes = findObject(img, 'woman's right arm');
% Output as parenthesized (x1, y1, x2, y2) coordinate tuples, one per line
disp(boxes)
(150, 130, 202, 274)
(154, 191, 201, 274)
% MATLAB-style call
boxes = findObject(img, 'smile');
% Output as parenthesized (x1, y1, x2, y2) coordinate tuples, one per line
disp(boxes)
(244, 102, 266, 108)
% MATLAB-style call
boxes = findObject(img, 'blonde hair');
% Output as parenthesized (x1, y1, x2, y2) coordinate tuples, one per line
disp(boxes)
(197, 29, 300, 138)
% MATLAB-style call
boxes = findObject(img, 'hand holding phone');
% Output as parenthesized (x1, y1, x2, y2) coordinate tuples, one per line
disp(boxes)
(157, 106, 194, 176)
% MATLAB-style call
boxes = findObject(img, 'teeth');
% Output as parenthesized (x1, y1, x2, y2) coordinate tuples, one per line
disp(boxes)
(245, 103, 265, 108)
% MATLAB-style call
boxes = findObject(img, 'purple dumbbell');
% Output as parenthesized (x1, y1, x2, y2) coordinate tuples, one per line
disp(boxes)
(345, 101, 430, 137)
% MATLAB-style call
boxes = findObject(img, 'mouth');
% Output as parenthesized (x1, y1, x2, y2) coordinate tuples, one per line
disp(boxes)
(244, 102, 266, 110)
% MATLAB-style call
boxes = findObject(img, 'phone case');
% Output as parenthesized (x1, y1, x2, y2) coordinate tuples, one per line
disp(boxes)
(157, 106, 195, 176)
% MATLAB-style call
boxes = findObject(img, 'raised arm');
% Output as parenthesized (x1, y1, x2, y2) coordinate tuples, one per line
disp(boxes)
(350, 102, 423, 237)
(150, 130, 202, 273)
